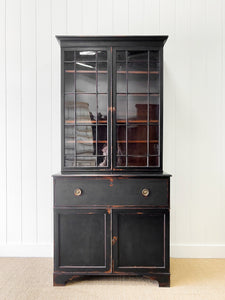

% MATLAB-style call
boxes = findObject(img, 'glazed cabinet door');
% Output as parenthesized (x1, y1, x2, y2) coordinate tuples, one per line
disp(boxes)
(112, 209, 169, 273)
(113, 48, 162, 171)
(63, 48, 111, 171)
(54, 208, 111, 272)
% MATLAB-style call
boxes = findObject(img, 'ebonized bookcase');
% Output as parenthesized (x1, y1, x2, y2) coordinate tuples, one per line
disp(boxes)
(53, 36, 171, 287)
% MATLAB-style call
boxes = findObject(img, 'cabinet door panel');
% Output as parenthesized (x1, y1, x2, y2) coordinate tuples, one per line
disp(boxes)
(112, 209, 169, 272)
(113, 48, 162, 170)
(54, 209, 110, 272)
(63, 48, 111, 171)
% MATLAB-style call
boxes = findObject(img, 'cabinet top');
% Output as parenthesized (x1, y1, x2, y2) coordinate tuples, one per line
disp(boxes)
(56, 35, 168, 47)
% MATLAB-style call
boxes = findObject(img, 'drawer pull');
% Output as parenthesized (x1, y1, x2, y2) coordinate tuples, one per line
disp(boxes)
(74, 188, 82, 196)
(142, 188, 150, 197)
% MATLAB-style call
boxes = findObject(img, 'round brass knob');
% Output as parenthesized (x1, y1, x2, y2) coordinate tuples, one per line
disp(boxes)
(142, 188, 150, 197)
(74, 188, 82, 196)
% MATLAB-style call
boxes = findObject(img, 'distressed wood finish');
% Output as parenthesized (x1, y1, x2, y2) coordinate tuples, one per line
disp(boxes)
(53, 36, 171, 287)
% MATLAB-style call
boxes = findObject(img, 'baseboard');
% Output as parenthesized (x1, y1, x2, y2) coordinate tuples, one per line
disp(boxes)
(0, 244, 53, 257)
(0, 243, 225, 258)
(171, 243, 225, 258)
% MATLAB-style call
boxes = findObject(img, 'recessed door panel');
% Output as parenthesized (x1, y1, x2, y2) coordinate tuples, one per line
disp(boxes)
(112, 209, 169, 272)
(54, 209, 110, 272)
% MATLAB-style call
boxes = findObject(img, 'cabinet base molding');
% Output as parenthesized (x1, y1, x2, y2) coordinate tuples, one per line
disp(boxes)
(53, 272, 170, 287)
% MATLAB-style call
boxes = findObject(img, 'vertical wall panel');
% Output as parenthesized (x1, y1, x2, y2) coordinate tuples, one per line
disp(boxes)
(129, 0, 145, 34)
(98, 0, 113, 34)
(202, 0, 222, 243)
(221, 0, 225, 244)
(0, 0, 7, 244)
(83, 0, 98, 34)
(51, 0, 67, 177)
(21, 0, 37, 244)
(67, 0, 83, 34)
(36, 0, 52, 244)
(142, 0, 160, 34)
(113, 0, 129, 34)
(159, 0, 176, 244)
(173, 0, 192, 245)
(6, 0, 22, 244)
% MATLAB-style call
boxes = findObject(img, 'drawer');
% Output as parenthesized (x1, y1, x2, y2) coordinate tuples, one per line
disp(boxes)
(54, 176, 169, 207)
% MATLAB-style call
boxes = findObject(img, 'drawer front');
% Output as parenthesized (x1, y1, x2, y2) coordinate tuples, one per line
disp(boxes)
(54, 177, 169, 207)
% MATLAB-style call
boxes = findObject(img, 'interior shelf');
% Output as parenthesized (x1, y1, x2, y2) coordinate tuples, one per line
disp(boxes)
(65, 120, 107, 125)
(117, 140, 158, 143)
(116, 120, 159, 124)
(117, 71, 159, 74)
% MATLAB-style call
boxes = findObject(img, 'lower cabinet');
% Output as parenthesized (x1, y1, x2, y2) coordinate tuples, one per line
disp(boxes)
(54, 208, 170, 287)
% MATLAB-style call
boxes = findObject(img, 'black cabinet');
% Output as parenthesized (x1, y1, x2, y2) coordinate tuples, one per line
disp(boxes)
(53, 36, 171, 287)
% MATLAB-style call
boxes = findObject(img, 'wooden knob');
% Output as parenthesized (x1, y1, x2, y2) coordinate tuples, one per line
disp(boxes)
(74, 188, 82, 196)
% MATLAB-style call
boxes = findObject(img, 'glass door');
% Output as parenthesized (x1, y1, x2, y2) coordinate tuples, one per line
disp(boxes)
(63, 49, 111, 170)
(114, 49, 161, 169)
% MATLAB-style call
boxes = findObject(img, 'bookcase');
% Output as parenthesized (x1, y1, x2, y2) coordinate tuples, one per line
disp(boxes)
(53, 36, 171, 287)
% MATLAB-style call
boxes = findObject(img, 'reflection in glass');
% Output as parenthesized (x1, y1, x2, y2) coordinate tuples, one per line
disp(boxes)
(128, 125, 147, 156)
(149, 73, 160, 93)
(76, 72, 96, 93)
(116, 96, 127, 122)
(149, 51, 160, 71)
(64, 63, 74, 93)
(117, 62, 126, 93)
(128, 51, 148, 61)
(149, 156, 159, 167)
(116, 125, 126, 156)
(129, 96, 147, 122)
(64, 51, 74, 61)
(128, 73, 148, 93)
(75, 96, 96, 123)
(98, 95, 107, 123)
(76, 50, 96, 61)
(128, 156, 147, 166)
(76, 62, 96, 72)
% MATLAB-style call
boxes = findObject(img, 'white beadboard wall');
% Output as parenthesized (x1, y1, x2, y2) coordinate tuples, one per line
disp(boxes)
(0, 0, 225, 258)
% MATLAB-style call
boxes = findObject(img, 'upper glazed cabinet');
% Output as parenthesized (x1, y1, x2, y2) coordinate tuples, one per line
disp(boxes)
(59, 36, 168, 172)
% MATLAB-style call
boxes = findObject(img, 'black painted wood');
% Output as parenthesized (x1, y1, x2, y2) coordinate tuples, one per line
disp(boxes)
(54, 177, 169, 207)
(112, 209, 169, 272)
(54, 208, 110, 272)
(53, 36, 171, 288)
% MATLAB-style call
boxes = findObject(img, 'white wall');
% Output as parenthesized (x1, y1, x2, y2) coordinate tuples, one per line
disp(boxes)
(0, 0, 225, 258)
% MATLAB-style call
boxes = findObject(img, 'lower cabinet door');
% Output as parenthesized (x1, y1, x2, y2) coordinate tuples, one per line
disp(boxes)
(112, 209, 169, 273)
(54, 208, 110, 272)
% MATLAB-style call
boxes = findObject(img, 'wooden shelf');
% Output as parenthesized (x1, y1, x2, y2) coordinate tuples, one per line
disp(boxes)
(65, 70, 107, 74)
(66, 140, 107, 144)
(117, 120, 159, 124)
(117, 93, 160, 96)
(117, 71, 159, 74)
(65, 120, 107, 125)
(117, 140, 158, 143)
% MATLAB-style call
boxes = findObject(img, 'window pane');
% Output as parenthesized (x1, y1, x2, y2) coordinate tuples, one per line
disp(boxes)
(76, 72, 96, 93)
(128, 95, 148, 122)
(116, 95, 126, 122)
(76, 95, 96, 123)
(128, 156, 147, 166)
(98, 95, 107, 123)
(128, 51, 148, 61)
(76, 50, 96, 61)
